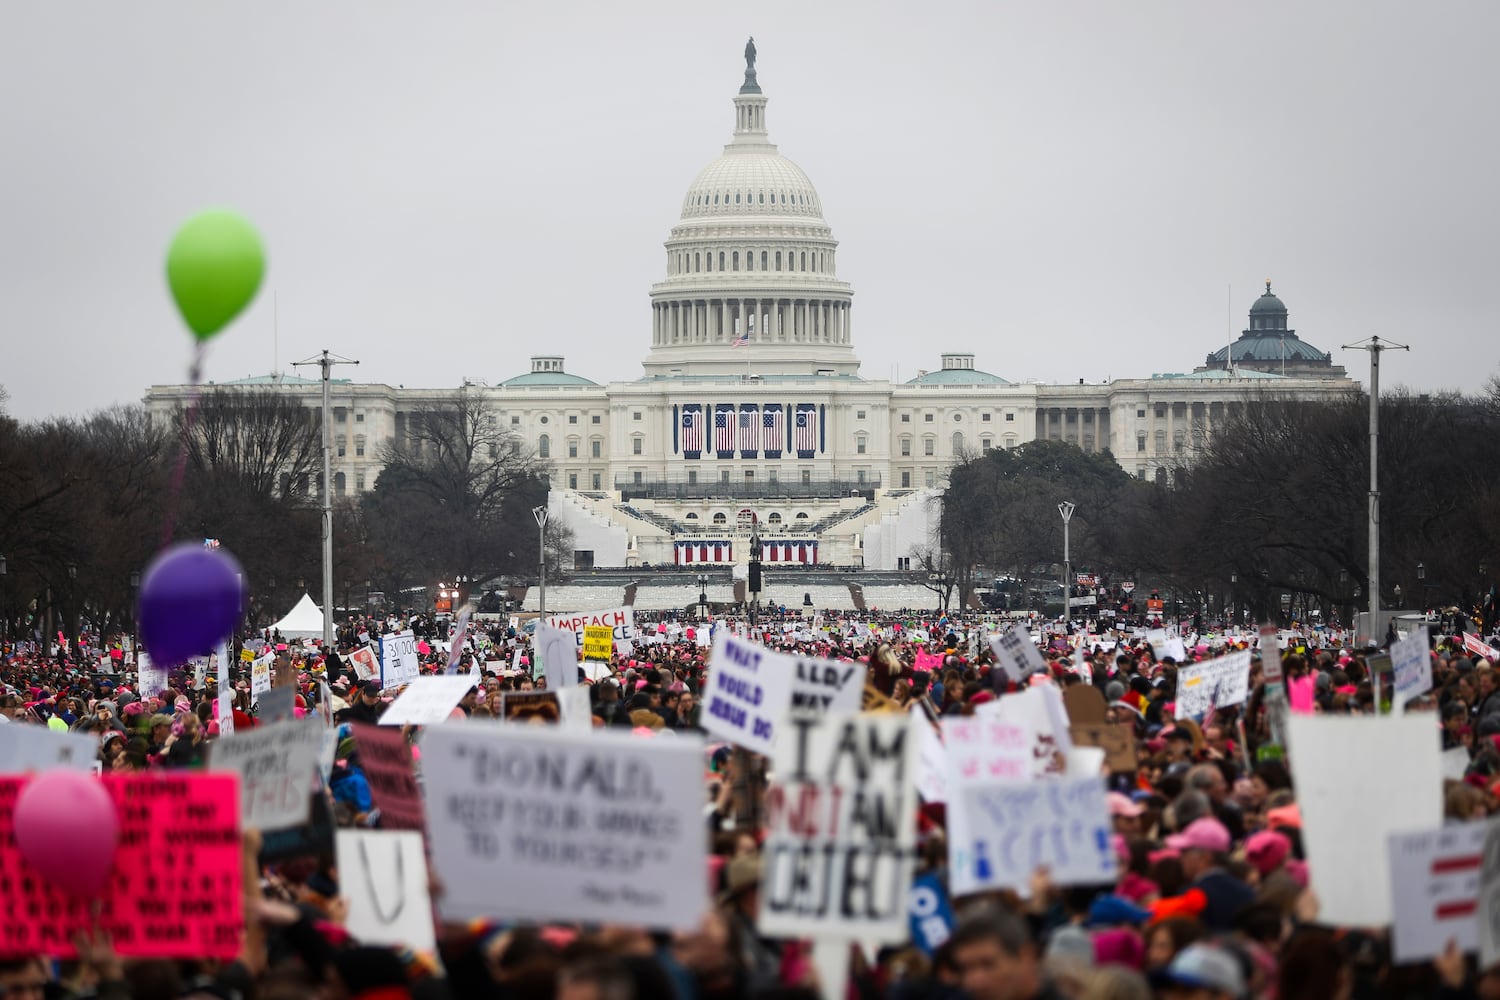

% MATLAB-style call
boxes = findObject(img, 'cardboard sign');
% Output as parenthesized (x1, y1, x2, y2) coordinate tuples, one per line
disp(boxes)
(139, 651, 167, 700)
(1390, 625, 1432, 709)
(703, 632, 795, 755)
(544, 606, 636, 647)
(956, 776, 1116, 891)
(380, 630, 420, 690)
(378, 676, 476, 727)
(1174, 651, 1252, 719)
(944, 714, 1033, 896)
(0, 774, 241, 959)
(0, 724, 98, 774)
(502, 690, 560, 724)
(421, 723, 709, 931)
(582, 624, 613, 662)
(1387, 821, 1484, 963)
(1287, 715, 1442, 926)
(538, 623, 579, 692)
(347, 644, 380, 682)
(350, 723, 426, 832)
(761, 713, 918, 943)
(336, 830, 436, 952)
(990, 626, 1050, 689)
(789, 653, 866, 714)
(908, 871, 955, 956)
(209, 720, 325, 831)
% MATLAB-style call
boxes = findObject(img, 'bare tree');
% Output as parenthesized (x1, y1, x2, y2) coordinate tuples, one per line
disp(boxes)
(180, 387, 321, 501)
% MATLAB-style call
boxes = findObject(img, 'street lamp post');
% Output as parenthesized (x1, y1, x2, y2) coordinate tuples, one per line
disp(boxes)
(748, 527, 763, 626)
(696, 573, 709, 620)
(66, 561, 77, 659)
(293, 348, 360, 653)
(129, 570, 140, 661)
(1058, 501, 1076, 625)
(0, 553, 7, 643)
(1342, 335, 1408, 645)
(533, 505, 549, 621)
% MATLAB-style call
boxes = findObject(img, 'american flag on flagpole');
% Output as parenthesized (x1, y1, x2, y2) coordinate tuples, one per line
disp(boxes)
(731, 331, 749, 347)
(714, 408, 735, 454)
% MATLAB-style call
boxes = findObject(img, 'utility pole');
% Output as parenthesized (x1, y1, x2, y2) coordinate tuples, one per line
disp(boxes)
(533, 504, 549, 622)
(1341, 336, 1407, 646)
(293, 350, 359, 652)
(1058, 500, 1075, 627)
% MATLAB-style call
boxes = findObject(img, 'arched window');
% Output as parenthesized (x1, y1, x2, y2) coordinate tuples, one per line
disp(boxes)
(952, 432, 965, 454)
(800, 251, 807, 271)
(733, 252, 739, 271)
(538, 434, 550, 458)
(713, 193, 719, 204)
(712, 512, 727, 525)
(761, 251, 768, 270)
(775, 251, 782, 270)
(795, 512, 810, 521)
(746, 250, 752, 271)
(719, 252, 726, 270)
(695, 252, 701, 272)
(768, 512, 782, 525)
(735, 192, 741, 204)
(334, 471, 346, 496)
(685, 512, 698, 520)
(758, 191, 764, 204)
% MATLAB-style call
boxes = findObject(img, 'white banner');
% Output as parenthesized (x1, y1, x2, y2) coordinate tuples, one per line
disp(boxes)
(0, 724, 97, 773)
(1387, 821, 1483, 963)
(377, 676, 477, 727)
(1173, 651, 1252, 719)
(380, 630, 420, 690)
(956, 776, 1116, 890)
(703, 632, 796, 756)
(788, 653, 866, 714)
(208, 720, 325, 831)
(543, 606, 637, 647)
(943, 714, 1035, 896)
(761, 713, 917, 943)
(337, 830, 436, 952)
(421, 723, 708, 931)
(1391, 625, 1432, 709)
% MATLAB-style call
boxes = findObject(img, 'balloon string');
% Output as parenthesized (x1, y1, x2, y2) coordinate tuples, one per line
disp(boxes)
(158, 342, 208, 549)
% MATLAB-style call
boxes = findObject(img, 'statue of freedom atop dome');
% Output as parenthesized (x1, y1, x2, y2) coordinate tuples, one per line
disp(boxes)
(741, 37, 761, 94)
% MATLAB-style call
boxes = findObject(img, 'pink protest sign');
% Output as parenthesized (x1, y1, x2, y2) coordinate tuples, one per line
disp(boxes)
(0, 774, 242, 959)
(351, 723, 427, 832)
(1288, 675, 1316, 714)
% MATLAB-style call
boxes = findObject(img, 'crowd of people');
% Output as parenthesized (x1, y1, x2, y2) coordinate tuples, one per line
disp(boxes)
(2, 606, 1499, 1000)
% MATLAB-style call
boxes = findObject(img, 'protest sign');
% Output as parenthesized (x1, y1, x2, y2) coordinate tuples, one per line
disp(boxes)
(378, 676, 476, 727)
(1443, 747, 1471, 782)
(1386, 821, 1483, 963)
(0, 724, 97, 773)
(538, 623, 579, 691)
(1173, 651, 1252, 720)
(544, 606, 636, 646)
(502, 690, 561, 724)
(445, 608, 473, 675)
(978, 686, 1069, 779)
(913, 709, 947, 804)
(347, 644, 380, 681)
(337, 830, 436, 951)
(259, 792, 336, 864)
(1287, 714, 1442, 926)
(703, 632, 795, 756)
(956, 776, 1116, 891)
(380, 630, 419, 690)
(789, 652, 866, 714)
(422, 723, 708, 930)
(1480, 819, 1500, 969)
(1063, 686, 1133, 771)
(1258, 624, 1283, 682)
(209, 720, 324, 831)
(761, 713, 917, 943)
(907, 871, 955, 957)
(0, 774, 241, 959)
(582, 624, 613, 664)
(861, 683, 901, 714)
(217, 690, 235, 735)
(1465, 633, 1495, 661)
(139, 651, 167, 700)
(350, 723, 426, 832)
(1390, 624, 1432, 710)
(557, 685, 594, 731)
(250, 653, 272, 702)
(943, 714, 1033, 896)
(258, 685, 295, 725)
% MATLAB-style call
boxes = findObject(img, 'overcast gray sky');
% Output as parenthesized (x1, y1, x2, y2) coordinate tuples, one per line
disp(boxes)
(2, 1, 1496, 420)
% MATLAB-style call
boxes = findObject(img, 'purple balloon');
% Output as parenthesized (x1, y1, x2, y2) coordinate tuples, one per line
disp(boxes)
(137, 543, 245, 667)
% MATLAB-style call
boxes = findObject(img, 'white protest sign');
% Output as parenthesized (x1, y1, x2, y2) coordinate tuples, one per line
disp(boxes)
(1287, 714, 1442, 927)
(0, 724, 98, 773)
(217, 691, 235, 735)
(761, 713, 918, 943)
(421, 723, 709, 931)
(380, 630, 419, 690)
(208, 720, 325, 831)
(138, 651, 167, 701)
(978, 686, 1070, 778)
(537, 623, 579, 693)
(789, 653, 866, 714)
(543, 606, 637, 647)
(913, 708, 947, 804)
(1386, 821, 1483, 963)
(1480, 819, 1500, 970)
(336, 830, 436, 952)
(1444, 747, 1470, 782)
(445, 608, 473, 675)
(377, 676, 476, 727)
(943, 714, 1034, 896)
(988, 625, 1049, 685)
(557, 685, 593, 732)
(1391, 625, 1432, 710)
(250, 653, 272, 703)
(956, 776, 1116, 891)
(1173, 651, 1252, 720)
(346, 644, 380, 682)
(703, 632, 795, 755)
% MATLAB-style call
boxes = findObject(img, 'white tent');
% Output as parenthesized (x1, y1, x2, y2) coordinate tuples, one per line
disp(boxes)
(271, 593, 326, 639)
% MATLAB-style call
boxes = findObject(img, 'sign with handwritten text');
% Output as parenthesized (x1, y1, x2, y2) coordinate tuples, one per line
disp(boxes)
(704, 632, 795, 755)
(955, 776, 1116, 891)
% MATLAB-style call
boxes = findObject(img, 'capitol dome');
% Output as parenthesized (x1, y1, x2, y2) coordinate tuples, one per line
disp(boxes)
(642, 41, 858, 380)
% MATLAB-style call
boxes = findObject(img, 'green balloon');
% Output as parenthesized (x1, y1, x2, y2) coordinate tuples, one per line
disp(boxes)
(165, 209, 266, 341)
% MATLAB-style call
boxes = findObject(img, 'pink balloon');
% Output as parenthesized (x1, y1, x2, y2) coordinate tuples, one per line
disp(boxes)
(14, 771, 121, 898)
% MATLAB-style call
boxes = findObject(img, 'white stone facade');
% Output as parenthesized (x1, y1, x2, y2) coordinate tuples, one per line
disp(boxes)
(145, 52, 1354, 571)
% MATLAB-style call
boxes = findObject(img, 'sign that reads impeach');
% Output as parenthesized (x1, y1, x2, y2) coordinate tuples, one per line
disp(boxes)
(544, 606, 636, 647)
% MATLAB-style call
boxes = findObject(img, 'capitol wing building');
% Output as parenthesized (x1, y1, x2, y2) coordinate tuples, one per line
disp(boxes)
(146, 46, 1354, 574)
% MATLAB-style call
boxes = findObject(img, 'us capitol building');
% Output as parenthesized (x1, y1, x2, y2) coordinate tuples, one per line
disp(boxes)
(146, 43, 1353, 572)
